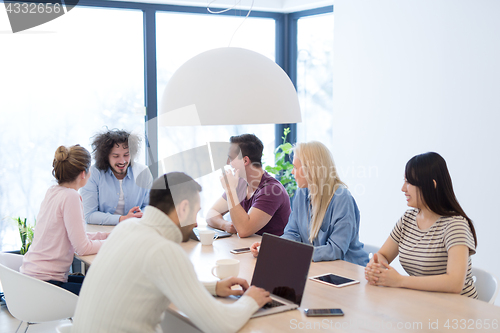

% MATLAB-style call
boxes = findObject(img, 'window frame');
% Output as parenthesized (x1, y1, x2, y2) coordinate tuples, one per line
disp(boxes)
(30, 0, 333, 176)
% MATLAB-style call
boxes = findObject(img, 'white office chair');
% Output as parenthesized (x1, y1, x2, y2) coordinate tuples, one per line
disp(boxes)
(160, 309, 202, 333)
(471, 267, 499, 304)
(0, 252, 24, 271)
(0, 252, 23, 297)
(362, 244, 380, 259)
(0, 254, 78, 333)
(56, 323, 73, 333)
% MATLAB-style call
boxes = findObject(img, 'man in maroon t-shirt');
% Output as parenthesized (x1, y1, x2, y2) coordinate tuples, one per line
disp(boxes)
(206, 134, 291, 237)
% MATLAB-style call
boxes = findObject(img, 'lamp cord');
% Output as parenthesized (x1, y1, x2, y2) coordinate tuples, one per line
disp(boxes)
(207, 0, 255, 47)
(207, 0, 242, 14)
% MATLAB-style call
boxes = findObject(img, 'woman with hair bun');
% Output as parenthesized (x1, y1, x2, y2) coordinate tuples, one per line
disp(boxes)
(20, 145, 109, 295)
(250, 141, 369, 265)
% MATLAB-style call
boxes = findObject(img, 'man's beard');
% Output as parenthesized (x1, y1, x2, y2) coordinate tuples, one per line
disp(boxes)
(112, 162, 128, 175)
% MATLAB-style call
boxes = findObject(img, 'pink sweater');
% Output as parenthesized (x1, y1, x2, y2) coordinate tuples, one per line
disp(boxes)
(21, 185, 108, 282)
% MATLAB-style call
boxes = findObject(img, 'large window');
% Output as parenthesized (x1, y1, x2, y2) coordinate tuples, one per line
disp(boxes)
(296, 13, 334, 147)
(0, 7, 144, 251)
(156, 12, 276, 222)
(0, 3, 325, 250)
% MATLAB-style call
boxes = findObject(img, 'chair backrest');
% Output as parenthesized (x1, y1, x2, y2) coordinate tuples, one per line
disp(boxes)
(0, 263, 78, 323)
(0, 252, 24, 271)
(56, 323, 73, 333)
(362, 244, 380, 259)
(471, 267, 499, 304)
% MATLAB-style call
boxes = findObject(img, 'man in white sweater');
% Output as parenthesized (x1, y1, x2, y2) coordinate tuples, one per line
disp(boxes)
(72, 172, 271, 333)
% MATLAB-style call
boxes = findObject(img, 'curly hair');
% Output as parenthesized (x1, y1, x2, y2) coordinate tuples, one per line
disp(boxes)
(91, 129, 141, 171)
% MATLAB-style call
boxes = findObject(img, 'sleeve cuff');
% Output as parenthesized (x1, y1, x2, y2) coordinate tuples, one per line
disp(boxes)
(102, 214, 121, 226)
(110, 214, 121, 225)
(86, 232, 109, 240)
(203, 281, 218, 296)
(238, 295, 260, 313)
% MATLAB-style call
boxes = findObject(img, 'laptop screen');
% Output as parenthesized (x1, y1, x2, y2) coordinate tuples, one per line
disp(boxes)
(251, 233, 314, 306)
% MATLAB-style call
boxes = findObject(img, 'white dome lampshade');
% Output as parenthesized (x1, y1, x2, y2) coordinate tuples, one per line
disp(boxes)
(159, 47, 302, 126)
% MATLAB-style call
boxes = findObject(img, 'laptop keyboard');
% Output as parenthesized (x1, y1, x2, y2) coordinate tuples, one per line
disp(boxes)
(232, 296, 285, 309)
(263, 299, 285, 309)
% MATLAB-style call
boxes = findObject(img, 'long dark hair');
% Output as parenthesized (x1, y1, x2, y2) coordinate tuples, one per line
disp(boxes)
(405, 152, 477, 247)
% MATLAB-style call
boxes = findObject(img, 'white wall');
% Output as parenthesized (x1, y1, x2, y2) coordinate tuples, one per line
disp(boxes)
(332, 0, 500, 305)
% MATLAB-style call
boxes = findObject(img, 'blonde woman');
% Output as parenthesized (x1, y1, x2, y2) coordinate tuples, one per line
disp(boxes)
(20, 145, 109, 295)
(250, 141, 369, 265)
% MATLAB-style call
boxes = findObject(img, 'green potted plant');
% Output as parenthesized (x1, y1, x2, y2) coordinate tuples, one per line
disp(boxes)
(265, 127, 298, 198)
(12, 217, 35, 255)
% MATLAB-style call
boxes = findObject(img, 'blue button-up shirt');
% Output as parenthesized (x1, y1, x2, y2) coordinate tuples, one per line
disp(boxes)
(282, 187, 369, 266)
(80, 164, 152, 225)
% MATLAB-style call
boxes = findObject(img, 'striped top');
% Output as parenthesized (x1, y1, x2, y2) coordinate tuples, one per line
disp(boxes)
(390, 209, 477, 298)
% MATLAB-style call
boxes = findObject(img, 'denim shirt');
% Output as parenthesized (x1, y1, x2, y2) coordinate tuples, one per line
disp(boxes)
(281, 187, 369, 266)
(80, 164, 152, 225)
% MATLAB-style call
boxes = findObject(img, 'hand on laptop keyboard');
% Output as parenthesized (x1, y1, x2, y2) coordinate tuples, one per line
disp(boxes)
(215, 277, 249, 297)
(244, 286, 272, 308)
(263, 299, 285, 309)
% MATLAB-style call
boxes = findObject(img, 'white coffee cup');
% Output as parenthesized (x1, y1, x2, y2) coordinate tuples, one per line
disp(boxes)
(211, 259, 240, 279)
(198, 229, 217, 246)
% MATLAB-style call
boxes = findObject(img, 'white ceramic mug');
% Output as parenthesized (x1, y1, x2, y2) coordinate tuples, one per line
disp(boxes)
(198, 229, 217, 246)
(211, 259, 240, 279)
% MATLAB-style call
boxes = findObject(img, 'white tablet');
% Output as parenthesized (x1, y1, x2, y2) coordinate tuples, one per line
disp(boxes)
(310, 273, 360, 288)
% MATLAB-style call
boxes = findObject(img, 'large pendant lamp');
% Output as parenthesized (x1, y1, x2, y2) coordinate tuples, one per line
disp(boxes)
(159, 47, 302, 126)
(149, 47, 302, 185)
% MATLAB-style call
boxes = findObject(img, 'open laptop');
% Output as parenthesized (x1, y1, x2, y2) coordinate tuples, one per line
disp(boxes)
(249, 233, 314, 318)
(189, 226, 232, 241)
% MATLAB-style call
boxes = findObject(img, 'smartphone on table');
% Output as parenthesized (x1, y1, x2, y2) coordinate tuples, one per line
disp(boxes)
(304, 308, 344, 317)
(230, 247, 251, 254)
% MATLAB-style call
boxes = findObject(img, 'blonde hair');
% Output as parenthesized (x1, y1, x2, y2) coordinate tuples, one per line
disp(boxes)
(294, 141, 346, 243)
(52, 145, 91, 184)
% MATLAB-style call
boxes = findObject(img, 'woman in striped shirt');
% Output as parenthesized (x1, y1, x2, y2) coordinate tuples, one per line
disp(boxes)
(365, 152, 478, 297)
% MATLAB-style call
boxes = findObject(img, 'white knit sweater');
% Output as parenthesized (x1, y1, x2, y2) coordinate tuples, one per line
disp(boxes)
(72, 206, 259, 333)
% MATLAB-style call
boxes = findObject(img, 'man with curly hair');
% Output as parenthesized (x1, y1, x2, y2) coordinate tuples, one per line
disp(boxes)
(81, 129, 152, 225)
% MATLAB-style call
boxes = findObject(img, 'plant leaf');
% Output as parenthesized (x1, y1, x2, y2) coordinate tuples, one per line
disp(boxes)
(281, 142, 293, 154)
(266, 166, 281, 174)
(275, 152, 285, 162)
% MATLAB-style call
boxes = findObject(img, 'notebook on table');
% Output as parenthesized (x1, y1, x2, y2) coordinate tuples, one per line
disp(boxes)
(248, 233, 314, 318)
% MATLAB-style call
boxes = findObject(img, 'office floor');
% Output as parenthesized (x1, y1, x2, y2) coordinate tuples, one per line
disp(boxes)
(0, 301, 71, 333)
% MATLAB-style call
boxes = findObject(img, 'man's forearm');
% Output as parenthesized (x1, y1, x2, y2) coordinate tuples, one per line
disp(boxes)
(87, 211, 120, 226)
(224, 185, 240, 210)
(206, 214, 227, 230)
(223, 184, 255, 235)
(228, 205, 254, 237)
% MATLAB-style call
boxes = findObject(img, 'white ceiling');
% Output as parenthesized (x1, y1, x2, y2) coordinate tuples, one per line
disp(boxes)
(107, 0, 334, 13)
